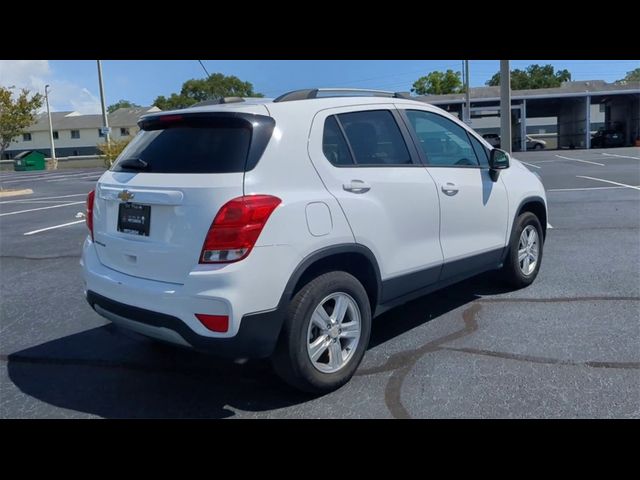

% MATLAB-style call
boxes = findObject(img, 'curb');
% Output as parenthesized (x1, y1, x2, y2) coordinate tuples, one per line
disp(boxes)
(0, 188, 34, 198)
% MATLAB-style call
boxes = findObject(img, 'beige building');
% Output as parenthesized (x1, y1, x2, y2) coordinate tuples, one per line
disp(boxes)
(3, 106, 160, 159)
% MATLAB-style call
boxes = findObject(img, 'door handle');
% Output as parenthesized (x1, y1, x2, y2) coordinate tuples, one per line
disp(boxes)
(441, 182, 459, 196)
(343, 180, 371, 193)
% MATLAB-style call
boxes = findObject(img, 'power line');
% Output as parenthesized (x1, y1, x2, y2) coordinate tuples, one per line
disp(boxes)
(198, 60, 210, 78)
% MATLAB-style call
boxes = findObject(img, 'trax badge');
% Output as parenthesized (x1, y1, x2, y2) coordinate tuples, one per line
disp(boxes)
(118, 190, 135, 202)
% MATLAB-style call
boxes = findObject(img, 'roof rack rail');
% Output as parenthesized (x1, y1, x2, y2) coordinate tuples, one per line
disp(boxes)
(273, 88, 413, 102)
(191, 97, 246, 107)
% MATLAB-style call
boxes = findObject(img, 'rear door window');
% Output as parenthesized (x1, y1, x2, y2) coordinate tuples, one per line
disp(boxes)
(337, 110, 412, 166)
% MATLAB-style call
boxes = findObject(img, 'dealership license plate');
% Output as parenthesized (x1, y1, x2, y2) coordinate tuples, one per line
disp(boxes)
(117, 203, 151, 236)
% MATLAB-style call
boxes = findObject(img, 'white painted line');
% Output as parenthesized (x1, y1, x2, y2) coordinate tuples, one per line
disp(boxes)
(547, 186, 627, 192)
(0, 193, 87, 204)
(0, 201, 85, 217)
(576, 175, 640, 191)
(601, 152, 640, 160)
(1, 200, 85, 204)
(23, 220, 85, 236)
(555, 155, 605, 166)
(46, 174, 101, 182)
(547, 223, 553, 229)
(519, 161, 541, 169)
(0, 171, 104, 184)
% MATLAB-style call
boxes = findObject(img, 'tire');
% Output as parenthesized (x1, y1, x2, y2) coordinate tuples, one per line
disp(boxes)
(499, 212, 544, 289)
(534, 143, 544, 150)
(271, 271, 372, 394)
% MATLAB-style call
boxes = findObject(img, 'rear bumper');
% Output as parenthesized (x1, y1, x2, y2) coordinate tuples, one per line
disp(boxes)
(81, 237, 297, 358)
(86, 291, 284, 358)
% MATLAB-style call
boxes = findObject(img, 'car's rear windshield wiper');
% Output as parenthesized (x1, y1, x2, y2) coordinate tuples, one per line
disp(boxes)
(118, 157, 149, 170)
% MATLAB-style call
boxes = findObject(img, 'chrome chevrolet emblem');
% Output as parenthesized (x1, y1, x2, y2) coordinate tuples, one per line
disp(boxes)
(118, 190, 135, 202)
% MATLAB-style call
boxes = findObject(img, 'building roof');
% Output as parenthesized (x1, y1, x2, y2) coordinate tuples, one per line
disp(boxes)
(26, 106, 161, 132)
(415, 80, 640, 104)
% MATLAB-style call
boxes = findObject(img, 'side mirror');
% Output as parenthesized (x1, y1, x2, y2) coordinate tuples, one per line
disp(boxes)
(489, 148, 510, 170)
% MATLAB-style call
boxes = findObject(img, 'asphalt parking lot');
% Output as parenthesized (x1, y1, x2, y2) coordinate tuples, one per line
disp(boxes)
(1, 147, 639, 418)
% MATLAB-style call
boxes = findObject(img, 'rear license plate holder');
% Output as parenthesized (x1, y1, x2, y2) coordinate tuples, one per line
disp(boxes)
(117, 202, 151, 236)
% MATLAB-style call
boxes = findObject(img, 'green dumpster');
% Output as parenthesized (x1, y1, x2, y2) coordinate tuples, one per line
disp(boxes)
(14, 150, 46, 171)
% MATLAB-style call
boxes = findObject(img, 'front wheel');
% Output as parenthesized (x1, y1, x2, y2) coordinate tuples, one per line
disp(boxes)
(499, 212, 544, 288)
(271, 271, 372, 394)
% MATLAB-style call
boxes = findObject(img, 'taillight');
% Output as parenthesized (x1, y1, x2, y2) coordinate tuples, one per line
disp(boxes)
(86, 189, 95, 241)
(200, 195, 281, 264)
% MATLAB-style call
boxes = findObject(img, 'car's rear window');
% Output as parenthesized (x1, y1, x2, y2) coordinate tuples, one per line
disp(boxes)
(111, 113, 273, 174)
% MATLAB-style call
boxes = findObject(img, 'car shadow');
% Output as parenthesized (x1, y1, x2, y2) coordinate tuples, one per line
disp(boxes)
(7, 272, 511, 418)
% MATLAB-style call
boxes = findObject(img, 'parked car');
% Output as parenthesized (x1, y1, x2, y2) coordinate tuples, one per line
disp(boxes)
(591, 129, 626, 148)
(526, 135, 546, 150)
(482, 133, 501, 148)
(82, 89, 547, 393)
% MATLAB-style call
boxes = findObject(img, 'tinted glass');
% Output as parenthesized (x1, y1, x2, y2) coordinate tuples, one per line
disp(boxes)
(112, 124, 251, 174)
(323, 116, 354, 166)
(468, 134, 490, 167)
(338, 110, 412, 166)
(405, 110, 479, 167)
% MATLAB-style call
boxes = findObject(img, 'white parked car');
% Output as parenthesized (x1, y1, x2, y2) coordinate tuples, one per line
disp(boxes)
(81, 89, 548, 393)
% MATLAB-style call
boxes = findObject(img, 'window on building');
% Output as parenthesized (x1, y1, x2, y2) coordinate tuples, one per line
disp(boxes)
(120, 127, 130, 137)
(23, 133, 32, 141)
(98, 129, 105, 138)
(53, 131, 59, 140)
(71, 130, 80, 139)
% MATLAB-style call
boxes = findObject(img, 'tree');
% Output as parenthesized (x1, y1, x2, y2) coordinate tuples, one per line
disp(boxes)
(411, 70, 465, 95)
(153, 73, 263, 110)
(486, 64, 571, 90)
(108, 99, 140, 113)
(0, 86, 43, 159)
(97, 137, 132, 168)
(615, 68, 640, 84)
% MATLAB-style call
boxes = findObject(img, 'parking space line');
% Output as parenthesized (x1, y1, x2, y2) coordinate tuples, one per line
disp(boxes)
(519, 161, 541, 169)
(547, 186, 627, 192)
(555, 155, 605, 166)
(0, 201, 85, 217)
(0, 193, 87, 204)
(547, 223, 553, 229)
(23, 220, 85, 236)
(0, 171, 104, 184)
(601, 153, 640, 160)
(576, 176, 640, 191)
(47, 175, 102, 182)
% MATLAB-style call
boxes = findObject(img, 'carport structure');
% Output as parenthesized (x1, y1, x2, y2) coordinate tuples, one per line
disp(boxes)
(415, 80, 640, 152)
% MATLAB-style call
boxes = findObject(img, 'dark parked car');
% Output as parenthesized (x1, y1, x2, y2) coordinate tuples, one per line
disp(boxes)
(591, 129, 626, 148)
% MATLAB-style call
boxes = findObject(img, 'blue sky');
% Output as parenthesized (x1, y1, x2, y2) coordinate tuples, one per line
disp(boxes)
(1, 60, 638, 113)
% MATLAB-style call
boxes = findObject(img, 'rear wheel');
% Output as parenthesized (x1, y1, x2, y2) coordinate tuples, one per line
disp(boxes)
(534, 143, 544, 150)
(499, 212, 544, 288)
(271, 271, 371, 394)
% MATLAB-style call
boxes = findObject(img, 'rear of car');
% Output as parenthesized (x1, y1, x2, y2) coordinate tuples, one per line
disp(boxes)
(81, 105, 291, 356)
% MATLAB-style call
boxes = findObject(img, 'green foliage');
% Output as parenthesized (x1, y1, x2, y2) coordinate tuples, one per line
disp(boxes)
(0, 86, 43, 158)
(153, 73, 263, 110)
(411, 70, 465, 95)
(108, 99, 141, 113)
(486, 64, 571, 90)
(97, 137, 132, 168)
(615, 68, 640, 84)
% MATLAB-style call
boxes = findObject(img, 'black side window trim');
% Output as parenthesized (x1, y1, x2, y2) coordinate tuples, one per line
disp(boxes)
(398, 108, 488, 169)
(323, 109, 423, 168)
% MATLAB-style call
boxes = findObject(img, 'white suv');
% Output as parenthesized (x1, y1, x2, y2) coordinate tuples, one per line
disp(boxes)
(81, 89, 547, 393)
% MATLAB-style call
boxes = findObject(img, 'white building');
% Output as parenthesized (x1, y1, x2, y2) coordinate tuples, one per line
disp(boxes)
(3, 106, 161, 159)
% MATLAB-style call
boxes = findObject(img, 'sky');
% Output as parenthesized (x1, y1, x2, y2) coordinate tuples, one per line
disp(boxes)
(0, 60, 638, 114)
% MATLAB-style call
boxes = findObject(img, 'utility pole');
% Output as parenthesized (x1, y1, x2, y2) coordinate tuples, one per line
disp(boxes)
(44, 84, 57, 169)
(97, 60, 111, 147)
(500, 60, 512, 154)
(464, 60, 470, 123)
